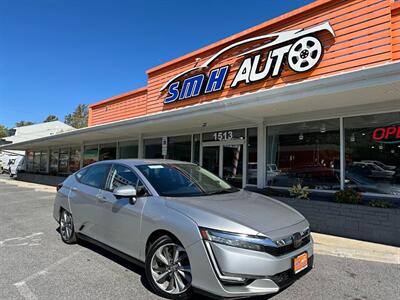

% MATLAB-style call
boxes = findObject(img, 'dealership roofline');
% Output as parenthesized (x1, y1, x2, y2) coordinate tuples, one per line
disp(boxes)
(146, 0, 336, 74)
(89, 86, 147, 108)
(2, 61, 400, 151)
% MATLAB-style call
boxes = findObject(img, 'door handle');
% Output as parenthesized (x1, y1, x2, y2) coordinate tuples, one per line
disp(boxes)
(96, 194, 107, 203)
(72, 187, 77, 191)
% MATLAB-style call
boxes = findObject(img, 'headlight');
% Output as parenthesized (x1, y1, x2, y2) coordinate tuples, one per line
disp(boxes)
(200, 228, 277, 252)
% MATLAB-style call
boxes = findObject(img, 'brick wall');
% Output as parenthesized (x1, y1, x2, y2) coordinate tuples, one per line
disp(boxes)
(277, 197, 400, 246)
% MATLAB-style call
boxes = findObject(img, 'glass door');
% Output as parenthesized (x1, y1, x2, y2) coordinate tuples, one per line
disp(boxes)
(202, 146, 220, 176)
(223, 144, 243, 188)
(202, 142, 244, 188)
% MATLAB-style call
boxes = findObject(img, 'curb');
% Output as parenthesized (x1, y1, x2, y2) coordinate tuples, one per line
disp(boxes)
(0, 178, 55, 193)
(312, 232, 400, 264)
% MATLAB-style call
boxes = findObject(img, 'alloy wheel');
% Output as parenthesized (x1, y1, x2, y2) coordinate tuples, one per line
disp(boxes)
(60, 210, 73, 241)
(150, 243, 192, 295)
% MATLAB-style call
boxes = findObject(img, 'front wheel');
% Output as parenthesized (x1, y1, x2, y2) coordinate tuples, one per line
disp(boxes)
(59, 209, 77, 244)
(145, 236, 193, 299)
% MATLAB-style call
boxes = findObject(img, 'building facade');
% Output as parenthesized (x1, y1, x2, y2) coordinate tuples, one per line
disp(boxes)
(3, 0, 400, 203)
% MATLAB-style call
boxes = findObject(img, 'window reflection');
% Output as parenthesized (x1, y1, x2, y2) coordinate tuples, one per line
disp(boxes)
(119, 140, 138, 159)
(345, 112, 400, 197)
(83, 145, 98, 166)
(144, 138, 163, 159)
(167, 135, 191, 162)
(267, 119, 340, 190)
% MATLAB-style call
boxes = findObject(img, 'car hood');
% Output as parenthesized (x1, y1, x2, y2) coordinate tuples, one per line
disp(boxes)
(164, 190, 306, 238)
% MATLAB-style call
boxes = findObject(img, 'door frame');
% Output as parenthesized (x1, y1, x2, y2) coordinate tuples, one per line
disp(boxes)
(201, 139, 247, 188)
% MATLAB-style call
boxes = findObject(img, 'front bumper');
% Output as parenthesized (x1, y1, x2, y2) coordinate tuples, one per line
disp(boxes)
(187, 236, 313, 298)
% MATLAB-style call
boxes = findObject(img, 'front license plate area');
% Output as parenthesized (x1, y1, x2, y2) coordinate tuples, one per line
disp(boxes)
(293, 252, 308, 274)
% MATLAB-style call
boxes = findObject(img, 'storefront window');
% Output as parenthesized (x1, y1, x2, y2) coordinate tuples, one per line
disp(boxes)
(83, 145, 98, 166)
(26, 151, 34, 172)
(144, 138, 162, 159)
(344, 112, 400, 197)
(49, 149, 59, 175)
(119, 140, 138, 159)
(33, 151, 41, 172)
(58, 148, 69, 173)
(69, 147, 81, 173)
(193, 134, 200, 164)
(167, 135, 191, 162)
(266, 119, 340, 190)
(247, 128, 257, 185)
(39, 151, 48, 173)
(99, 143, 117, 161)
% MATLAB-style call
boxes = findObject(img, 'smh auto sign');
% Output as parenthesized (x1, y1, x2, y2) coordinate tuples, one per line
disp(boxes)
(161, 22, 335, 104)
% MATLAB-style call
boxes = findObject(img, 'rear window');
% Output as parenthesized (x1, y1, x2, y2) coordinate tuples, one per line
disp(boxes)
(80, 164, 110, 189)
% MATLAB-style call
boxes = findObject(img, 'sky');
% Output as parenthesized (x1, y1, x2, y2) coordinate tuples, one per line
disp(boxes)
(0, 0, 314, 128)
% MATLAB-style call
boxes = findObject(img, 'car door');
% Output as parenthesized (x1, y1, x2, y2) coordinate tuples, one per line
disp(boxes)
(69, 163, 111, 241)
(98, 163, 150, 258)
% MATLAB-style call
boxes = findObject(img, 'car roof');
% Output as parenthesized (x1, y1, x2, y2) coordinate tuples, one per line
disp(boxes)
(89, 159, 194, 167)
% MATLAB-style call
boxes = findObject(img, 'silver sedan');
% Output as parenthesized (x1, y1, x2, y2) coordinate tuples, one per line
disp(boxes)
(54, 159, 313, 299)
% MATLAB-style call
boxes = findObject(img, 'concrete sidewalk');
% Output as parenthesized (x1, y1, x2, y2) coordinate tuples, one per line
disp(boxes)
(1, 175, 399, 265)
(0, 176, 55, 193)
(312, 232, 399, 264)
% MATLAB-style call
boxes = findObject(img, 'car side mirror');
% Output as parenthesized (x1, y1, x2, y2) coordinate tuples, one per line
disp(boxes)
(113, 185, 137, 204)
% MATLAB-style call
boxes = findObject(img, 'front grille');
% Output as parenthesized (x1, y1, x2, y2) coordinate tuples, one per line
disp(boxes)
(269, 256, 314, 288)
(265, 234, 311, 256)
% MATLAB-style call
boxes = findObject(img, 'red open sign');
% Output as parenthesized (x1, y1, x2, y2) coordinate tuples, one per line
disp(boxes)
(372, 126, 400, 141)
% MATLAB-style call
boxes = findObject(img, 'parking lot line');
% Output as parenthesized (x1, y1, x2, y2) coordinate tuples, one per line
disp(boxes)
(13, 250, 82, 300)
(0, 232, 43, 248)
(14, 282, 37, 300)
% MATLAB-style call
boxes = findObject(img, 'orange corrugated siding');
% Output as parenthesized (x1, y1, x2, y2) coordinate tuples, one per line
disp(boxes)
(89, 88, 147, 126)
(89, 0, 398, 126)
(391, 1, 400, 60)
(147, 0, 393, 112)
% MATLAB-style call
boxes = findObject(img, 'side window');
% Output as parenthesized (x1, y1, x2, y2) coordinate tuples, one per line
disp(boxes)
(75, 168, 88, 182)
(137, 180, 150, 197)
(80, 164, 111, 189)
(107, 164, 139, 191)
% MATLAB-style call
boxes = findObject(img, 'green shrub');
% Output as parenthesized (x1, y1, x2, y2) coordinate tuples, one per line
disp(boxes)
(368, 200, 396, 209)
(335, 189, 362, 204)
(289, 184, 310, 200)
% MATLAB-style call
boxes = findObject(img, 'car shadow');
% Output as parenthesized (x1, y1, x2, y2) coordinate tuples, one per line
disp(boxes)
(56, 227, 285, 299)
(76, 238, 156, 294)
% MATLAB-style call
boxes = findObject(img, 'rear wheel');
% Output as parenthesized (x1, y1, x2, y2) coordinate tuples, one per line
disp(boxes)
(59, 209, 77, 244)
(145, 235, 193, 299)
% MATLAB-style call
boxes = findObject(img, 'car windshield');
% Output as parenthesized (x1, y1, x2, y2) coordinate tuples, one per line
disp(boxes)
(137, 163, 238, 197)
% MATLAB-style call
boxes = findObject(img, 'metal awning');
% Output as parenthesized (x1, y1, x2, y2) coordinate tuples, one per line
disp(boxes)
(2, 62, 400, 151)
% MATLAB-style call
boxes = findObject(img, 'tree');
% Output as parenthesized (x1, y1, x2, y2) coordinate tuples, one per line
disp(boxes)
(44, 115, 58, 122)
(0, 125, 8, 138)
(15, 121, 34, 127)
(64, 104, 88, 129)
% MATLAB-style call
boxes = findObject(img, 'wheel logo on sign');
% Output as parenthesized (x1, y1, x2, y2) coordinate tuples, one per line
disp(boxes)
(161, 22, 335, 104)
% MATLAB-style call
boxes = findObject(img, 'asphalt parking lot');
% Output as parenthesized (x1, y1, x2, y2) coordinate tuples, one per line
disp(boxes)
(0, 176, 399, 300)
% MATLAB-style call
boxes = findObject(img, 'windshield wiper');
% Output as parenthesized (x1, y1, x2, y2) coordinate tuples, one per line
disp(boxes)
(205, 189, 237, 195)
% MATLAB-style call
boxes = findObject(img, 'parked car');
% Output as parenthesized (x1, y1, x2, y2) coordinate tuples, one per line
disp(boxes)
(54, 159, 313, 299)
(361, 160, 396, 171)
(344, 171, 400, 196)
(0, 154, 11, 173)
(352, 162, 395, 179)
(8, 156, 25, 177)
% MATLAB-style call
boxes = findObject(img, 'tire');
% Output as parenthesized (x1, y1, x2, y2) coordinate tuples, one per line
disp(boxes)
(145, 235, 193, 300)
(59, 209, 77, 244)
